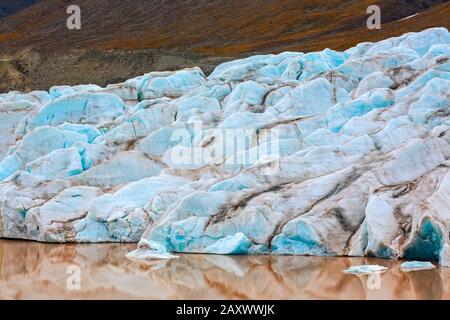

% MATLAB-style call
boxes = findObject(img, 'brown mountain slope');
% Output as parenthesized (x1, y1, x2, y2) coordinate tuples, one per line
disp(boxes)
(0, 0, 449, 93)
(1, 0, 449, 55)
(0, 0, 40, 19)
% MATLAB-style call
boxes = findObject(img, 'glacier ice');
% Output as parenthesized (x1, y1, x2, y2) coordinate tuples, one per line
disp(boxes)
(126, 239, 179, 260)
(344, 265, 388, 275)
(0, 28, 450, 266)
(400, 261, 436, 272)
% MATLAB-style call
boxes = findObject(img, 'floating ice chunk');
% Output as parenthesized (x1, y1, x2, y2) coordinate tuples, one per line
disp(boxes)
(344, 265, 388, 275)
(126, 239, 178, 260)
(400, 261, 436, 272)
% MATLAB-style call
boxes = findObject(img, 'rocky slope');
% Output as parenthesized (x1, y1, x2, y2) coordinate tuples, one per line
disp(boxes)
(0, 28, 449, 266)
(0, 48, 229, 93)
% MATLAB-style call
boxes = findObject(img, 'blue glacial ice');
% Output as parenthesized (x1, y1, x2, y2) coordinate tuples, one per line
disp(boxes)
(0, 28, 449, 265)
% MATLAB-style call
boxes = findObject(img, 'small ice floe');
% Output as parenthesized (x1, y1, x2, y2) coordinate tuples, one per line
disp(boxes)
(126, 239, 178, 261)
(400, 261, 436, 272)
(344, 265, 388, 275)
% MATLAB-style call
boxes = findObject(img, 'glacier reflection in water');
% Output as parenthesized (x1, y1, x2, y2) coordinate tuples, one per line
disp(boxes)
(0, 240, 448, 300)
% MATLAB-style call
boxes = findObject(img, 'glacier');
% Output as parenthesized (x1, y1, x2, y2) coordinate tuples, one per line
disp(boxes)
(0, 28, 449, 266)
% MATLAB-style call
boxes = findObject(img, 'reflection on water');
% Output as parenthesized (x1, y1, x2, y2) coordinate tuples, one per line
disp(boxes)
(0, 240, 448, 300)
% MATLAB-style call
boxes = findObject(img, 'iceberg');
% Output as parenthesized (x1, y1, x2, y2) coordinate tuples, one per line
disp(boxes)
(400, 261, 436, 272)
(0, 28, 449, 266)
(344, 265, 388, 275)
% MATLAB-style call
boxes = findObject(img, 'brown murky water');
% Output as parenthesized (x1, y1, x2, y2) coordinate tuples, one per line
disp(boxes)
(0, 240, 448, 300)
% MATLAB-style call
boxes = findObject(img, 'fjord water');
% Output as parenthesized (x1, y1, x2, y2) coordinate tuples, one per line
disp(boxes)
(0, 240, 448, 300)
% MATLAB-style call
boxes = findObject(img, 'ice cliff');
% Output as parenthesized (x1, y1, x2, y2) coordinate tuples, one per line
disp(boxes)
(1, 28, 449, 266)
